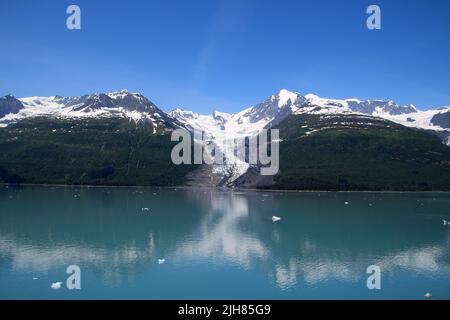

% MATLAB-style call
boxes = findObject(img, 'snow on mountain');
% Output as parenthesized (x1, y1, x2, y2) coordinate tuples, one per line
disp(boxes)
(168, 90, 298, 183)
(381, 107, 450, 131)
(169, 108, 250, 183)
(169, 89, 305, 138)
(1, 88, 449, 184)
(170, 89, 450, 185)
(3, 88, 444, 133)
(277, 89, 303, 108)
(0, 90, 179, 130)
(296, 93, 449, 132)
(301, 93, 417, 116)
(234, 89, 304, 130)
(445, 135, 450, 147)
(168, 90, 310, 184)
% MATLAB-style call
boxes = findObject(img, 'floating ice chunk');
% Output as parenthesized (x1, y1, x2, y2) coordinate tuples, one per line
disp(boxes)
(344, 202, 349, 205)
(142, 207, 150, 211)
(443, 220, 448, 226)
(158, 258, 166, 264)
(51, 282, 63, 290)
(272, 216, 281, 222)
(424, 292, 432, 298)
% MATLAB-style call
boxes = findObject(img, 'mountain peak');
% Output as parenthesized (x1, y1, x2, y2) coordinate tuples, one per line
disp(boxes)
(213, 110, 231, 118)
(1, 94, 17, 100)
(107, 89, 136, 99)
(304, 93, 320, 100)
(0, 94, 24, 118)
(110, 89, 129, 94)
(272, 89, 301, 108)
(278, 88, 295, 95)
(169, 108, 199, 120)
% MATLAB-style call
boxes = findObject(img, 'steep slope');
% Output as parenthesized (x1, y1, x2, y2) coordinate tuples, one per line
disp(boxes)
(0, 95, 24, 119)
(0, 117, 197, 185)
(301, 93, 450, 142)
(264, 113, 450, 191)
(0, 90, 194, 186)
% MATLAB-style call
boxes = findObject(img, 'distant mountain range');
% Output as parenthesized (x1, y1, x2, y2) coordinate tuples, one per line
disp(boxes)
(0, 90, 180, 131)
(1, 89, 450, 190)
(2, 89, 450, 133)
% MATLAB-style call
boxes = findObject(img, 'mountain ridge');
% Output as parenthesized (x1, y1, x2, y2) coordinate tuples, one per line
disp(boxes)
(1, 89, 450, 133)
(1, 89, 450, 189)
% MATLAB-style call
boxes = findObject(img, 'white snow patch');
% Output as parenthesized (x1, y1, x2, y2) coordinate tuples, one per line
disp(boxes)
(277, 89, 299, 107)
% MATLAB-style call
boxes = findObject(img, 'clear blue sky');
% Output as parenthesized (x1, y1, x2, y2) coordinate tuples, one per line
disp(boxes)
(1, 0, 449, 113)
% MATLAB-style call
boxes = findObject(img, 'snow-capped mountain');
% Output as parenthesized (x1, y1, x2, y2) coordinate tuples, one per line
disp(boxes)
(171, 89, 450, 136)
(1, 88, 449, 185)
(2, 88, 448, 132)
(302, 93, 418, 116)
(169, 89, 450, 185)
(168, 90, 310, 184)
(169, 89, 306, 137)
(298, 93, 450, 132)
(0, 90, 180, 130)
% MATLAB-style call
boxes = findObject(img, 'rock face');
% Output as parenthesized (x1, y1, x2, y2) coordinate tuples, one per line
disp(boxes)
(431, 111, 450, 129)
(0, 95, 24, 118)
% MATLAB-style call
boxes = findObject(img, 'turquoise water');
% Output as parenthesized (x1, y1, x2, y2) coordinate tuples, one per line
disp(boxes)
(0, 185, 449, 299)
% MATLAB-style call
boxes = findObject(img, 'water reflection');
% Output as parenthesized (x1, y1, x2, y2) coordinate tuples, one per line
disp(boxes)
(0, 186, 449, 298)
(176, 191, 268, 269)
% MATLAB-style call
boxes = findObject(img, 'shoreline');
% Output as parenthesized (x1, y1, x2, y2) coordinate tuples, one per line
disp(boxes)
(2, 182, 450, 194)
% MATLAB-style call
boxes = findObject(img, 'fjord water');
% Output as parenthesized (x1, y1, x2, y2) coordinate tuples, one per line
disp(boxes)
(0, 186, 449, 300)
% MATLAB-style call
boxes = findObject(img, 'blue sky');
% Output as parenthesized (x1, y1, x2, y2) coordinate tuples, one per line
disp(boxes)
(1, 0, 449, 113)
